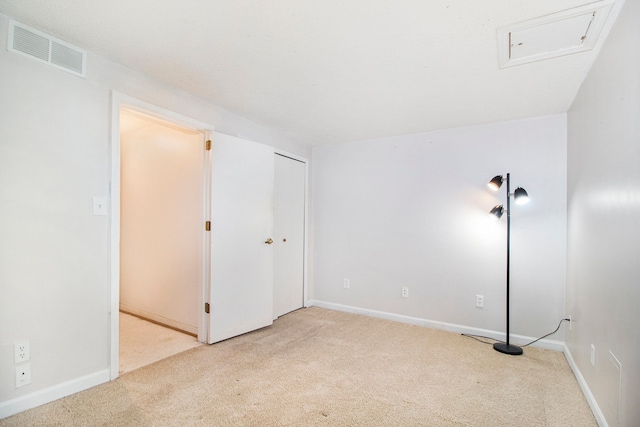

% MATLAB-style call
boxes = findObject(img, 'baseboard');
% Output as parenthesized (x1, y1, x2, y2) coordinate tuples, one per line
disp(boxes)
(120, 305, 198, 336)
(564, 345, 608, 427)
(0, 369, 110, 419)
(306, 300, 565, 352)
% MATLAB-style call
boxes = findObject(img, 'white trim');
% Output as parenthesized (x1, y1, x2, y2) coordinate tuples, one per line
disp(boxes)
(0, 369, 109, 419)
(109, 92, 215, 380)
(307, 300, 565, 352)
(201, 130, 213, 344)
(302, 159, 310, 308)
(109, 93, 121, 380)
(564, 345, 608, 427)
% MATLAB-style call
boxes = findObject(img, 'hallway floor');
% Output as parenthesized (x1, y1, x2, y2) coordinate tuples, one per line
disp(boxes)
(119, 312, 203, 374)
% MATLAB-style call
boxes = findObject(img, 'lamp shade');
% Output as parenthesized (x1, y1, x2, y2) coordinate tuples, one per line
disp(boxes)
(487, 175, 503, 191)
(514, 187, 529, 205)
(489, 205, 504, 219)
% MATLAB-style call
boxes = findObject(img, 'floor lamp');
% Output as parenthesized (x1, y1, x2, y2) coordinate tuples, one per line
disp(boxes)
(487, 173, 529, 356)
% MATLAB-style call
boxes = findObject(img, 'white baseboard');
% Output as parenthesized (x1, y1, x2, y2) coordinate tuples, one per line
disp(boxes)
(306, 300, 564, 352)
(564, 345, 608, 427)
(0, 369, 110, 420)
(120, 304, 198, 335)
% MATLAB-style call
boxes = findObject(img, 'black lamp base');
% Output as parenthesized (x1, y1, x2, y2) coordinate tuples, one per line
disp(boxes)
(493, 342, 523, 355)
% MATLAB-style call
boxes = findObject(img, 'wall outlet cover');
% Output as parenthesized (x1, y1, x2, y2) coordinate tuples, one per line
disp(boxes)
(15, 364, 31, 388)
(14, 342, 30, 363)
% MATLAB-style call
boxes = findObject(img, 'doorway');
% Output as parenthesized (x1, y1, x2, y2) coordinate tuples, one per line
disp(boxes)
(110, 93, 214, 379)
(118, 110, 205, 373)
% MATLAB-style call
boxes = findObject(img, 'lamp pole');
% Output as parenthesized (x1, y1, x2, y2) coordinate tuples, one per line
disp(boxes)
(493, 173, 523, 355)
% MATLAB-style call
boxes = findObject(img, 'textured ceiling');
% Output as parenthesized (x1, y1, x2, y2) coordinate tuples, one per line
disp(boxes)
(0, 1, 622, 145)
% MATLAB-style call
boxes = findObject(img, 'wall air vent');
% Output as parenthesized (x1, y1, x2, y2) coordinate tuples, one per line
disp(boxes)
(8, 20, 86, 78)
(497, 0, 617, 68)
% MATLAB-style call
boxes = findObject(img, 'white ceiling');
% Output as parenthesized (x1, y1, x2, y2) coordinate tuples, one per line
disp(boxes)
(0, 0, 621, 145)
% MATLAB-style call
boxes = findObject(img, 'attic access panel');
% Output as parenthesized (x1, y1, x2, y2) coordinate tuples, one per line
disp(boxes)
(509, 12, 594, 60)
(497, 0, 616, 68)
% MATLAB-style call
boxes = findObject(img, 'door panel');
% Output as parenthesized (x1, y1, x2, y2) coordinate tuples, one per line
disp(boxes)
(273, 154, 306, 318)
(208, 132, 274, 343)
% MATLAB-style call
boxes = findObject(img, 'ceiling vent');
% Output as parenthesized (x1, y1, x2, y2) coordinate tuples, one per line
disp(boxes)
(8, 20, 86, 78)
(497, 0, 616, 68)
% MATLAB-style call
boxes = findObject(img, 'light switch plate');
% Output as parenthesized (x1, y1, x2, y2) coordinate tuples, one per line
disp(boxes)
(93, 196, 108, 215)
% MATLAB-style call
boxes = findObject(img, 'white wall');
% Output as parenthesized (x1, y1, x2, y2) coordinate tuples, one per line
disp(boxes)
(312, 114, 567, 342)
(120, 114, 203, 334)
(566, 0, 640, 424)
(0, 12, 310, 416)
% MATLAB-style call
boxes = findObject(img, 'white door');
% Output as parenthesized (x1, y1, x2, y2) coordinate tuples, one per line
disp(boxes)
(273, 154, 306, 318)
(208, 132, 275, 343)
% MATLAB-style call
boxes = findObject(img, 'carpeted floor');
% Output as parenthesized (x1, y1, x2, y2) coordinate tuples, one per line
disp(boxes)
(119, 312, 202, 374)
(1, 307, 596, 426)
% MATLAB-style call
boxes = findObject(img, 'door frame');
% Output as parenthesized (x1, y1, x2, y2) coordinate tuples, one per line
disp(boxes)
(273, 150, 310, 310)
(109, 92, 214, 380)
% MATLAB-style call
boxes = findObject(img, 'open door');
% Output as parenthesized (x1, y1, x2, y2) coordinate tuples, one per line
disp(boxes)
(208, 132, 275, 343)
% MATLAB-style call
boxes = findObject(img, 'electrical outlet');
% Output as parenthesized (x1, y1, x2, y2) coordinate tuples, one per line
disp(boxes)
(15, 364, 31, 388)
(14, 342, 30, 363)
(402, 287, 409, 298)
(590, 344, 596, 366)
(343, 278, 350, 289)
(476, 295, 484, 308)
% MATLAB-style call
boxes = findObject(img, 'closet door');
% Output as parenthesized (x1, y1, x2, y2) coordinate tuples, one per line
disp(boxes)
(273, 154, 305, 318)
(208, 132, 274, 343)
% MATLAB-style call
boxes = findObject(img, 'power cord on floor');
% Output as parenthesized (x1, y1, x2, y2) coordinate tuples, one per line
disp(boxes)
(520, 318, 570, 347)
(462, 318, 570, 348)
(461, 334, 497, 345)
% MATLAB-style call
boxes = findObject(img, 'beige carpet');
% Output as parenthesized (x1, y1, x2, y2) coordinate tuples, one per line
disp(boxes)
(119, 312, 202, 374)
(1, 307, 596, 426)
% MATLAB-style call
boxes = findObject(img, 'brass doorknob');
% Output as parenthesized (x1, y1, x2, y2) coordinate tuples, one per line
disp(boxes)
(265, 238, 274, 244)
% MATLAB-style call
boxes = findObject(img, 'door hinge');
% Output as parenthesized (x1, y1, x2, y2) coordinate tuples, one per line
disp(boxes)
(205, 221, 211, 231)
(204, 302, 210, 314)
(205, 139, 212, 151)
